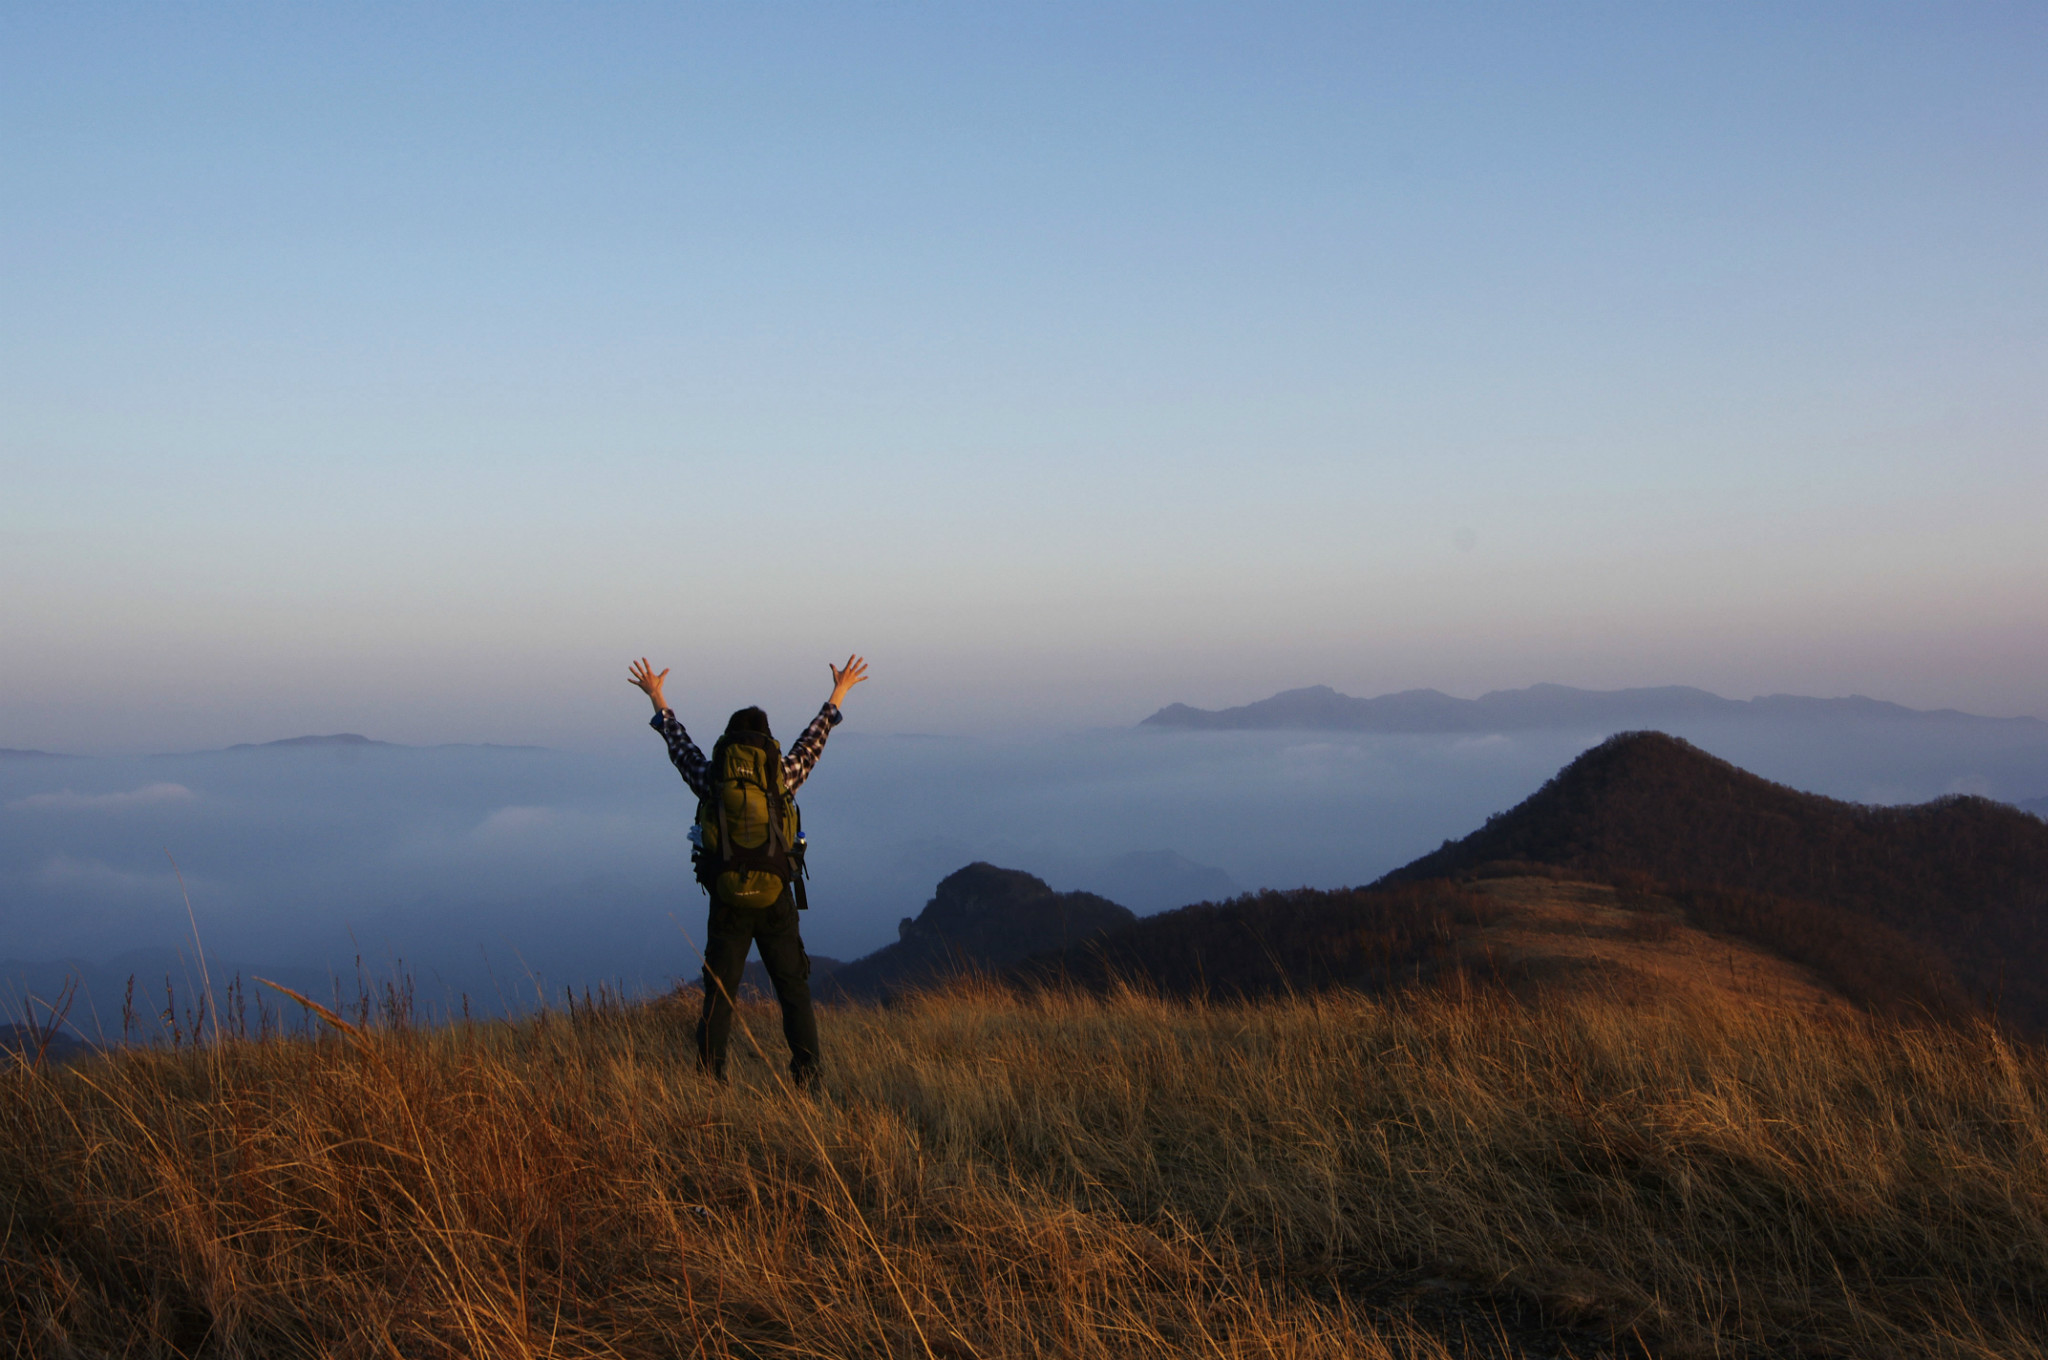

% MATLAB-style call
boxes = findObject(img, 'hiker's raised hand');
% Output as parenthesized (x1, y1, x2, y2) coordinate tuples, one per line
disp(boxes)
(628, 658, 671, 712)
(827, 655, 868, 709)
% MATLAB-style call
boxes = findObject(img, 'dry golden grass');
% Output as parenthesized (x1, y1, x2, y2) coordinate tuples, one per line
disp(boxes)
(1454, 875, 1857, 1017)
(4, 980, 2045, 1359)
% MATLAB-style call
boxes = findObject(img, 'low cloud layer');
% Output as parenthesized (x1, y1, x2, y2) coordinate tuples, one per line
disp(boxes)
(8, 783, 197, 813)
(5, 710, 2047, 1021)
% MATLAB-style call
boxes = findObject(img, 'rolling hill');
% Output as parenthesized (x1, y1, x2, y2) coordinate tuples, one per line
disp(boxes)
(1383, 731, 2048, 1026)
(838, 731, 2048, 1033)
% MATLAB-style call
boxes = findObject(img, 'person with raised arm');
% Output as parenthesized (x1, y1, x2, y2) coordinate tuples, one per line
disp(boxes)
(629, 654, 869, 1089)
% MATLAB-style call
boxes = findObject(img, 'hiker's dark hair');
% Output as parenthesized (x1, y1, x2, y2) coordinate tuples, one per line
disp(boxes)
(725, 706, 773, 739)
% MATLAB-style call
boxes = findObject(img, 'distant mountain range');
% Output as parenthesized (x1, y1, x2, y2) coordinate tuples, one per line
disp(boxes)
(1142, 683, 2045, 733)
(3, 735, 405, 759)
(19, 683, 2039, 756)
(170, 734, 546, 756)
(228, 733, 394, 750)
(4, 734, 550, 758)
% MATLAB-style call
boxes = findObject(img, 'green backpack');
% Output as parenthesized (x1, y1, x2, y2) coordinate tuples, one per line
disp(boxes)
(693, 730, 808, 909)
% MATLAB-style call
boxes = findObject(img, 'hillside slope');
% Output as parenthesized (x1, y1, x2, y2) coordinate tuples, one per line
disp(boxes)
(11, 985, 2045, 1359)
(999, 730, 2048, 1029)
(1006, 869, 1864, 1024)
(1387, 730, 2048, 1028)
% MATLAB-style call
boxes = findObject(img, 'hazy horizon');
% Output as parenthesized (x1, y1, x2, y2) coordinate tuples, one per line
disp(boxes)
(8, 685, 2048, 1031)
(10, 675, 2048, 760)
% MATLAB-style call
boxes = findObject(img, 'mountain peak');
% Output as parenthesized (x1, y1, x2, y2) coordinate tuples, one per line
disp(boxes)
(824, 863, 1135, 999)
(1382, 729, 2048, 1029)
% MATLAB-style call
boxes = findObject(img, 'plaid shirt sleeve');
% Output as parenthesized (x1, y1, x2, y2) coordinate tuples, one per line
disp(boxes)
(652, 703, 841, 798)
(781, 703, 842, 793)
(649, 708, 712, 801)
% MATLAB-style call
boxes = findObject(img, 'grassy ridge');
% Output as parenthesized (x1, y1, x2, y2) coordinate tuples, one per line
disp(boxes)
(1387, 732, 2048, 1032)
(4, 985, 2046, 1358)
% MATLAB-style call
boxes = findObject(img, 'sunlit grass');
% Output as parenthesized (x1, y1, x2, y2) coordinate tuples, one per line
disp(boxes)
(4, 980, 2044, 1357)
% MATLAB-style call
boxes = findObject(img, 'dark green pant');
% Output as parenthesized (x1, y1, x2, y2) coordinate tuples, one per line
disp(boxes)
(697, 890, 819, 1083)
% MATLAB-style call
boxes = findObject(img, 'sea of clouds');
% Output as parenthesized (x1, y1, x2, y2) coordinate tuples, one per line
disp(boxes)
(5, 711, 2046, 1031)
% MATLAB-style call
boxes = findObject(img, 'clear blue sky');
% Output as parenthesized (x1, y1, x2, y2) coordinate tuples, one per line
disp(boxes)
(5, 3, 2044, 751)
